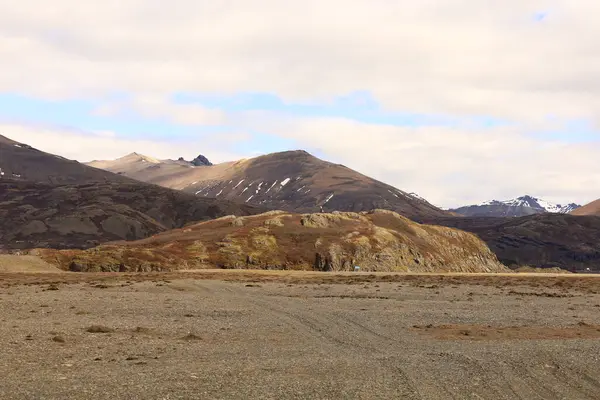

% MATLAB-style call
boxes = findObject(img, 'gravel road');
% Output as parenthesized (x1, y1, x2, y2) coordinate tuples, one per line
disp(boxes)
(1, 272, 600, 399)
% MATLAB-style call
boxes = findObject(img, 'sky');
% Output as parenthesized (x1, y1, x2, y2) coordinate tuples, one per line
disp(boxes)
(1, 1, 600, 208)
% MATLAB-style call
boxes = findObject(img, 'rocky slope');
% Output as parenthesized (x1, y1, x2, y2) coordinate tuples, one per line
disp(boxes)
(39, 210, 507, 273)
(0, 180, 261, 250)
(450, 195, 580, 217)
(88, 150, 450, 220)
(425, 214, 600, 272)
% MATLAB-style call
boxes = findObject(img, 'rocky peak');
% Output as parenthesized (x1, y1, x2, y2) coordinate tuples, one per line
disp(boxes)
(190, 154, 213, 167)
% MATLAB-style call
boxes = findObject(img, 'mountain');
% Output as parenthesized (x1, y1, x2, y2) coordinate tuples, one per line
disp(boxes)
(39, 209, 507, 274)
(87, 150, 451, 220)
(0, 135, 262, 250)
(424, 214, 600, 272)
(0, 134, 129, 184)
(450, 195, 580, 217)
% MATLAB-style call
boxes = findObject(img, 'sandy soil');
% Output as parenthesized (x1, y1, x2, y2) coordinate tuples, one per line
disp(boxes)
(0, 255, 62, 273)
(1, 270, 600, 399)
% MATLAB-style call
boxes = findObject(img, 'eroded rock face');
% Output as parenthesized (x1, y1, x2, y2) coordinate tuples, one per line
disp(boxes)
(40, 209, 508, 273)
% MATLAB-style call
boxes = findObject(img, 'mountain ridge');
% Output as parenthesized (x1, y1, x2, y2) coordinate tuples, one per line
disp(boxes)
(87, 149, 451, 220)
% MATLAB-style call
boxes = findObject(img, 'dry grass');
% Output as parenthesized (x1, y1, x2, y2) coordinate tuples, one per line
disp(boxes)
(0, 255, 62, 273)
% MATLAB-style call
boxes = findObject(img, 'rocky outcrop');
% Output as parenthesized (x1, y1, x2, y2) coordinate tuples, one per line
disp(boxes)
(40, 210, 508, 273)
(176, 155, 213, 166)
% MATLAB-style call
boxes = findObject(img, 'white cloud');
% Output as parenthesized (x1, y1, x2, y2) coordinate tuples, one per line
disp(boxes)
(93, 95, 226, 125)
(1, 0, 600, 122)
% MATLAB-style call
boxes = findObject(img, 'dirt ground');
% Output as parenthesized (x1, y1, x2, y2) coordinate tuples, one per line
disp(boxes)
(1, 270, 600, 399)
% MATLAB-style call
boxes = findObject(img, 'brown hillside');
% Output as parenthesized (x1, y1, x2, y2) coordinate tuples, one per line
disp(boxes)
(88, 150, 450, 219)
(39, 210, 507, 273)
(571, 199, 600, 216)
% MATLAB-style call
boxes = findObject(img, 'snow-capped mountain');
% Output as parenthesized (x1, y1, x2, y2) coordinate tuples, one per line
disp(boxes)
(450, 195, 581, 217)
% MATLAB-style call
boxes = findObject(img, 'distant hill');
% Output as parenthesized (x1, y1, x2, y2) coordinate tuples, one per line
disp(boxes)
(450, 195, 580, 217)
(88, 150, 451, 220)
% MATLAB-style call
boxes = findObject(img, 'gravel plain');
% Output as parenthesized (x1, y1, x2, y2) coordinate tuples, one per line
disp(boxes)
(1, 270, 600, 399)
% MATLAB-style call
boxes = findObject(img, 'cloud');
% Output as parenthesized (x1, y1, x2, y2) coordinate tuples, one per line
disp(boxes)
(93, 95, 226, 125)
(1, 0, 600, 123)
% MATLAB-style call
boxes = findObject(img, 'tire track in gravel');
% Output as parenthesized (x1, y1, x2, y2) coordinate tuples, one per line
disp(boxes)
(207, 281, 423, 398)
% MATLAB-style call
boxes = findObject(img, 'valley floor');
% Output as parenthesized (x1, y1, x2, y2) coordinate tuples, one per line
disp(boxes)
(1, 270, 600, 399)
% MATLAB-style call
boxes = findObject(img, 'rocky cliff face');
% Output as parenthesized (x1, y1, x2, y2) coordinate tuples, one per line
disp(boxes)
(40, 210, 507, 273)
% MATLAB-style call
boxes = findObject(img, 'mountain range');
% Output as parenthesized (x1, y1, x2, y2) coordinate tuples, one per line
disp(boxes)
(5, 132, 600, 272)
(450, 195, 581, 217)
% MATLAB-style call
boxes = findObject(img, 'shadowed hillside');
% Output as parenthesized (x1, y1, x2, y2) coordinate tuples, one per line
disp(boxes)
(0, 180, 262, 250)
(425, 214, 600, 271)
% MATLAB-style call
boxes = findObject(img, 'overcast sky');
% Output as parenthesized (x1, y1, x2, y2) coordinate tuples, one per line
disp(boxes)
(1, 0, 599, 208)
